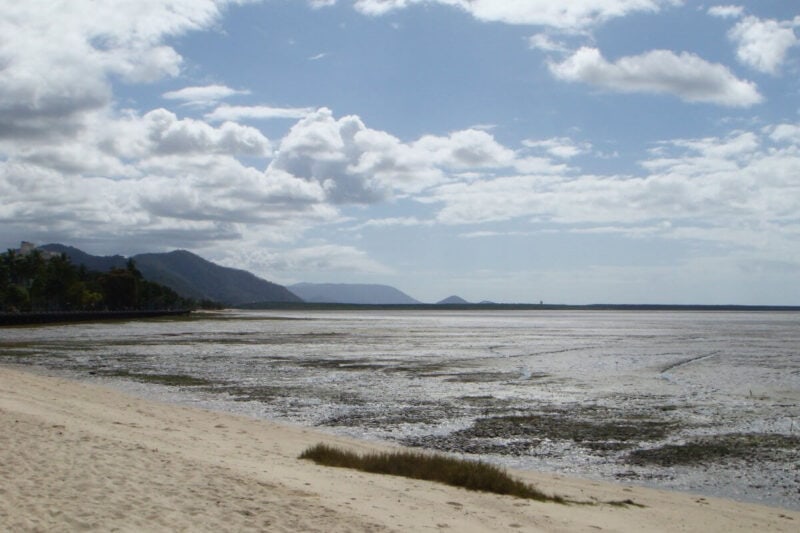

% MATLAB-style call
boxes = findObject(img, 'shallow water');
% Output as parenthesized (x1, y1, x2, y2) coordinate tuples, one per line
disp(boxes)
(2, 309, 799, 509)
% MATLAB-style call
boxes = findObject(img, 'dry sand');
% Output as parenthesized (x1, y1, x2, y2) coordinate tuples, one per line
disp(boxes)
(1, 366, 797, 532)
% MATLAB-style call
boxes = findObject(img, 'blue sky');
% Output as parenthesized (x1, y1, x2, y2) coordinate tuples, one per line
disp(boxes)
(2, 1, 799, 304)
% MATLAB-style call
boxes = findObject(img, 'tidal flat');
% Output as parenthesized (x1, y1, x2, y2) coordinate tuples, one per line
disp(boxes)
(1, 309, 798, 510)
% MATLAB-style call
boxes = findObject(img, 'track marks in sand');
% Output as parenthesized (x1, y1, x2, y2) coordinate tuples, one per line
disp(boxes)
(660, 351, 722, 374)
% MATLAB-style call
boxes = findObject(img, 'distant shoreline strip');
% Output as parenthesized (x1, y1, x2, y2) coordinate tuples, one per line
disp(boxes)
(239, 302, 800, 312)
(0, 309, 191, 326)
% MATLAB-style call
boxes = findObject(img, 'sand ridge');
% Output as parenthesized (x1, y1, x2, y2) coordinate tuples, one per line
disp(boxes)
(1, 366, 797, 532)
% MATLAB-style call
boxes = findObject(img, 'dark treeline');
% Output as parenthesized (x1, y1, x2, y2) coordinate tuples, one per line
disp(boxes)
(0, 249, 195, 312)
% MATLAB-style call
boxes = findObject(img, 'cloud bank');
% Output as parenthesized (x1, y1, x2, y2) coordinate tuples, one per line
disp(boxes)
(348, 0, 679, 31)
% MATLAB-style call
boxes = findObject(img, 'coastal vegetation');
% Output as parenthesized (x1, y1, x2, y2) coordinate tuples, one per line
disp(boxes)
(0, 248, 192, 312)
(299, 443, 565, 503)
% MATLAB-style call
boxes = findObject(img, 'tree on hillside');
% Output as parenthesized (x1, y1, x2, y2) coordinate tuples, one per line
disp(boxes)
(100, 268, 140, 310)
(0, 249, 192, 312)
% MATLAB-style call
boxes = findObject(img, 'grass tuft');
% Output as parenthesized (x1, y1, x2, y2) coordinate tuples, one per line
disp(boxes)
(299, 443, 564, 503)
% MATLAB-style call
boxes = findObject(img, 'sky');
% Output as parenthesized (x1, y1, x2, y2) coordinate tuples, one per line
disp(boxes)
(1, 1, 799, 305)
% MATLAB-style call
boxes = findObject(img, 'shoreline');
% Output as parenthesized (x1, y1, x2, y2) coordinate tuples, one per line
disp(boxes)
(0, 309, 191, 326)
(1, 365, 797, 532)
(241, 302, 800, 312)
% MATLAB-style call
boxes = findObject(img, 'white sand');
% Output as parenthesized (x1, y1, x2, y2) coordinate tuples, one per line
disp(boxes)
(1, 367, 797, 532)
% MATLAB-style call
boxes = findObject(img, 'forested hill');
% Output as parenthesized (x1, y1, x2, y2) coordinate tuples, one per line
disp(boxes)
(39, 244, 127, 272)
(132, 250, 300, 305)
(40, 245, 300, 306)
(0, 249, 190, 313)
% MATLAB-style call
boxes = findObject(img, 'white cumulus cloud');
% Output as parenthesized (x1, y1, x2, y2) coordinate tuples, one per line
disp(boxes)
(163, 85, 250, 107)
(728, 15, 799, 75)
(768, 124, 800, 144)
(0, 0, 243, 140)
(549, 47, 762, 107)
(427, 124, 800, 260)
(351, 0, 679, 31)
(205, 105, 317, 122)
(529, 33, 571, 54)
(707, 5, 744, 19)
(230, 244, 393, 277)
(138, 109, 272, 157)
(269, 108, 546, 204)
(523, 137, 592, 159)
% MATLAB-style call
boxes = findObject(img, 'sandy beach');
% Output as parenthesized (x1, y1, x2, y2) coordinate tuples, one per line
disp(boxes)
(1, 366, 797, 532)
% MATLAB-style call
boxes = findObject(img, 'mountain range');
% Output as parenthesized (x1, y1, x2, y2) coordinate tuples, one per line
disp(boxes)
(40, 244, 300, 306)
(37, 244, 426, 306)
(36, 243, 459, 306)
(289, 283, 420, 305)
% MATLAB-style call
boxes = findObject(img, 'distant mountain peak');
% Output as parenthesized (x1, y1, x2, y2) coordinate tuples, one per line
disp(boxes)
(437, 295, 469, 305)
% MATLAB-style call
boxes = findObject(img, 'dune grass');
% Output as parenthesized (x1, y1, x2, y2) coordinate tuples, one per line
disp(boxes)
(299, 443, 564, 503)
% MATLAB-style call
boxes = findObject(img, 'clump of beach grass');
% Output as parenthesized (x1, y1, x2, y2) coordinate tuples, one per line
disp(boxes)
(299, 443, 564, 503)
